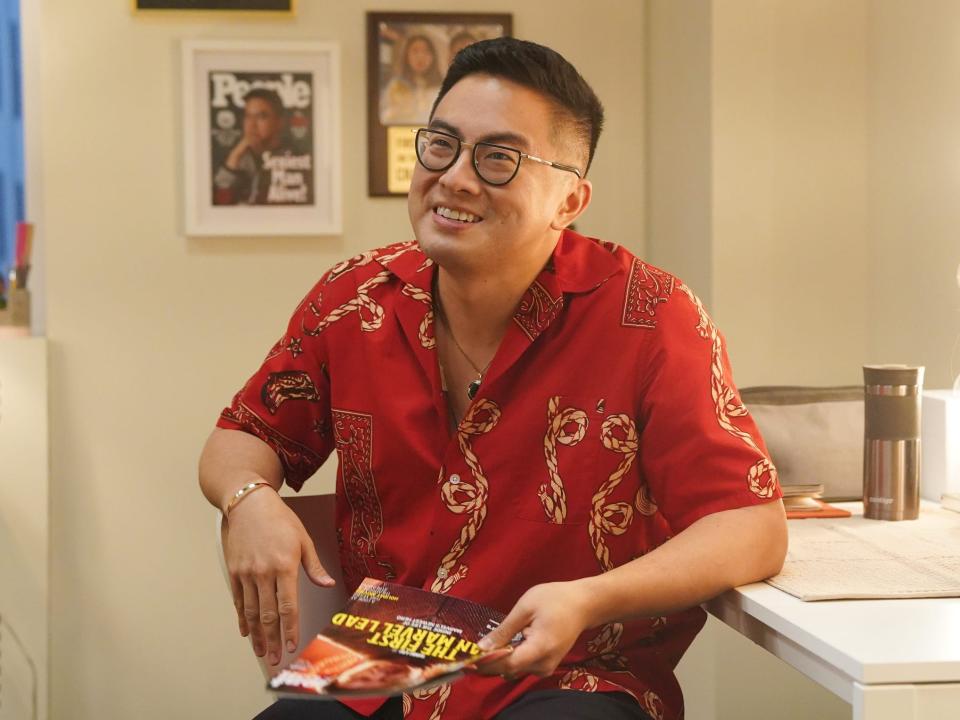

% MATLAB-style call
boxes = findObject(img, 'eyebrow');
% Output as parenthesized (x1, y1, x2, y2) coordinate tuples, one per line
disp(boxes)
(428, 118, 531, 150)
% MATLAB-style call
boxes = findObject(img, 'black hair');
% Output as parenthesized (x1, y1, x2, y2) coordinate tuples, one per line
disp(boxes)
(431, 37, 604, 174)
(243, 88, 285, 118)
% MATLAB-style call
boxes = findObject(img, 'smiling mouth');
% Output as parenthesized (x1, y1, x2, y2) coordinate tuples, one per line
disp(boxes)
(434, 206, 483, 223)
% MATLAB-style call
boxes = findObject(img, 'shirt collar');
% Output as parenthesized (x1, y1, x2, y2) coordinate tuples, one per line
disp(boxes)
(374, 241, 434, 288)
(551, 228, 624, 294)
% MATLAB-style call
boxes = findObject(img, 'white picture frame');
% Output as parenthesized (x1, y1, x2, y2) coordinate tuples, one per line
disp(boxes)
(182, 39, 341, 236)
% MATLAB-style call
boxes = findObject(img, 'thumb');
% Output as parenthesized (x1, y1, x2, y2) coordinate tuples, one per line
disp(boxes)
(300, 534, 336, 588)
(478, 604, 531, 651)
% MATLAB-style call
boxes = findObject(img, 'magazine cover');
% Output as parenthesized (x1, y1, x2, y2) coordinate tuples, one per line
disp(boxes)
(209, 70, 315, 206)
(270, 578, 513, 698)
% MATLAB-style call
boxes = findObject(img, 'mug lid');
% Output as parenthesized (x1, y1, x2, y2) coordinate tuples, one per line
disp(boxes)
(863, 364, 925, 386)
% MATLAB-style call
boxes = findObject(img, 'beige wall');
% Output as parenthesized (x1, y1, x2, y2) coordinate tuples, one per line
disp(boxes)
(712, 0, 870, 388)
(646, 0, 713, 307)
(648, 0, 960, 392)
(33, 1, 644, 719)
(651, 1, 960, 718)
(867, 0, 960, 389)
(649, 0, 871, 389)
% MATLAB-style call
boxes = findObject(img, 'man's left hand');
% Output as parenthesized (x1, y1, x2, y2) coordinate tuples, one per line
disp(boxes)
(475, 580, 595, 679)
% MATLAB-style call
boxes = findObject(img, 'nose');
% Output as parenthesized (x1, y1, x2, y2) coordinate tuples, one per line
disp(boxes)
(438, 146, 481, 194)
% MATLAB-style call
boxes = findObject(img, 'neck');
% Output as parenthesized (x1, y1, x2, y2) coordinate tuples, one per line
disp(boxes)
(436, 273, 511, 349)
(435, 244, 554, 353)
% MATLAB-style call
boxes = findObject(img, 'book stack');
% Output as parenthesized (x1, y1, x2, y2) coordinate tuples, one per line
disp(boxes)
(781, 483, 826, 512)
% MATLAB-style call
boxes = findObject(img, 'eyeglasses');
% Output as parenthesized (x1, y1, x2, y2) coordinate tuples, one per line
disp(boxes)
(414, 128, 583, 186)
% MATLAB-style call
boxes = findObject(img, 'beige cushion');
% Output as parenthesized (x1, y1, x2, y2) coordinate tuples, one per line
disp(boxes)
(741, 386, 864, 501)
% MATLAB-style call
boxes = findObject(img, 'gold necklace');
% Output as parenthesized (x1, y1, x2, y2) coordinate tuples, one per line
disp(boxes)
(433, 285, 493, 399)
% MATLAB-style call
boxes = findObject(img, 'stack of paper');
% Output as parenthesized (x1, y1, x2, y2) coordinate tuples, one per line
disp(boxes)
(781, 483, 825, 512)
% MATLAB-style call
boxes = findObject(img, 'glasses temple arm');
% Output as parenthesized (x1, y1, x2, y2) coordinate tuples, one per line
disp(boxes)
(522, 152, 583, 178)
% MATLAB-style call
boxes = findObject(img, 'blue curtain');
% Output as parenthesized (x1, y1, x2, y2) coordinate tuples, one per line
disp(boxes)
(0, 0, 22, 282)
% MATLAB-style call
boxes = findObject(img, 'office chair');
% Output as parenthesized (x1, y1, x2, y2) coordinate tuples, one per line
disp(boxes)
(215, 493, 346, 679)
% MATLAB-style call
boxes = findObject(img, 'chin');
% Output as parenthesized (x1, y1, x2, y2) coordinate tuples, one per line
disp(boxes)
(416, 229, 481, 274)
(416, 231, 456, 265)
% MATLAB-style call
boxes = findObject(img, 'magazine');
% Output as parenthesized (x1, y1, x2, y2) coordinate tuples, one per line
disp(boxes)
(269, 577, 513, 698)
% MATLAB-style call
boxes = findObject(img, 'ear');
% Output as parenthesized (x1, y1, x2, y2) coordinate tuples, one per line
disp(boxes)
(550, 179, 592, 231)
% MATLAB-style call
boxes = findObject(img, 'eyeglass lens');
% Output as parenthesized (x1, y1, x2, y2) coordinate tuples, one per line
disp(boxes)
(416, 129, 521, 185)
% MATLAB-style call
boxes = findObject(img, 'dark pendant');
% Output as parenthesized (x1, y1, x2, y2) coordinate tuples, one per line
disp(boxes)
(467, 379, 481, 399)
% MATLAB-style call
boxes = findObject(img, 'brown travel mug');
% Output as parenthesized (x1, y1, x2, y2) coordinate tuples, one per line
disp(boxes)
(863, 364, 924, 520)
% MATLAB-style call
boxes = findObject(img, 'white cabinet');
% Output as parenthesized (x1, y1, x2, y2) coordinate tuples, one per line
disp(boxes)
(0, 338, 48, 720)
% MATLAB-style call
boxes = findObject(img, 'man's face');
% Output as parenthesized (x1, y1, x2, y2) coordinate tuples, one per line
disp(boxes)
(243, 97, 284, 152)
(408, 74, 582, 278)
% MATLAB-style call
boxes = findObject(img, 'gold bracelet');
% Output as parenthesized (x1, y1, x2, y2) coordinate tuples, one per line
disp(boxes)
(225, 481, 273, 518)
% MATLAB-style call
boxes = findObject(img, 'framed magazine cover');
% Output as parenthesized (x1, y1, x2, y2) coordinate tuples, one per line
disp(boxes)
(366, 12, 512, 196)
(182, 40, 341, 236)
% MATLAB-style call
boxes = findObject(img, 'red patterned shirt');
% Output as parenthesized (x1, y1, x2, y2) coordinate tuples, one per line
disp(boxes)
(217, 230, 780, 720)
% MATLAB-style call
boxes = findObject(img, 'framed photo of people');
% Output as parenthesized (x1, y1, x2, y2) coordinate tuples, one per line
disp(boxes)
(181, 40, 341, 236)
(366, 12, 512, 196)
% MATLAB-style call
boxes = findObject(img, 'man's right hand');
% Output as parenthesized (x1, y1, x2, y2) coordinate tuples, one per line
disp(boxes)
(221, 487, 336, 665)
(224, 136, 253, 171)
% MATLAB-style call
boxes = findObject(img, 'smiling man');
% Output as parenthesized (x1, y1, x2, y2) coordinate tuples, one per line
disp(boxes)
(199, 38, 787, 720)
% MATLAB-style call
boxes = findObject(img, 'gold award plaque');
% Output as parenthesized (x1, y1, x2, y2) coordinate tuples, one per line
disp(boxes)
(387, 126, 419, 194)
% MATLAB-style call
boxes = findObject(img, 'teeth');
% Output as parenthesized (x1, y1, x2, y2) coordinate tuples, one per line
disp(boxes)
(436, 206, 480, 223)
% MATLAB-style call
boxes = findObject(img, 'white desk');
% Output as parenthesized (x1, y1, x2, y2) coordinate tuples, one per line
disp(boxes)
(705, 505, 960, 720)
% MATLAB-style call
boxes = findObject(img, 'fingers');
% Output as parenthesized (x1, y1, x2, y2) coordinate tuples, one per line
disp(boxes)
(276, 569, 299, 656)
(256, 575, 283, 665)
(475, 602, 530, 677)
(300, 534, 336, 588)
(476, 641, 527, 677)
(479, 634, 555, 679)
(478, 602, 531, 653)
(472, 647, 515, 667)
(234, 566, 299, 663)
(475, 584, 584, 680)
(242, 578, 265, 658)
(498, 634, 553, 677)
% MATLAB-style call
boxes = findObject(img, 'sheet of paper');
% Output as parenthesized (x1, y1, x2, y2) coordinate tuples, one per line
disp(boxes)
(766, 506, 960, 601)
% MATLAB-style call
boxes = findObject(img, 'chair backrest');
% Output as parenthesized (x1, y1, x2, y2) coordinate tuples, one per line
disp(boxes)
(215, 493, 347, 679)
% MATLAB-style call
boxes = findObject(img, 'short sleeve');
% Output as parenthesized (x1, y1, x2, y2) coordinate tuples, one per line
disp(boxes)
(637, 284, 781, 533)
(216, 279, 335, 491)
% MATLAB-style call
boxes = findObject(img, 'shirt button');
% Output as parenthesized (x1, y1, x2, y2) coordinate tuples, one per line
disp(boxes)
(449, 474, 461, 485)
(437, 568, 449, 579)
